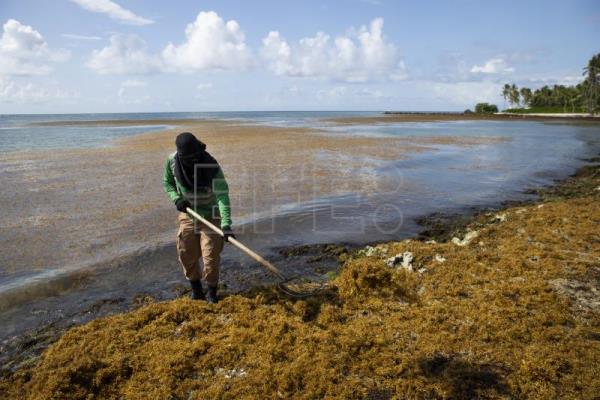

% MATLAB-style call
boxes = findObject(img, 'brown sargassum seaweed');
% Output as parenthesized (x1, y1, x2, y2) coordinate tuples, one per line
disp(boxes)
(2, 173, 599, 399)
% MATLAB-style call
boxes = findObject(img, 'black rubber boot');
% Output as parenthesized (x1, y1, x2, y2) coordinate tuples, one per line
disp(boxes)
(189, 280, 205, 300)
(206, 285, 218, 304)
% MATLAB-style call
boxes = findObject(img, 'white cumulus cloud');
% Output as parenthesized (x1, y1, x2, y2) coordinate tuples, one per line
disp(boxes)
(87, 34, 162, 74)
(0, 77, 77, 103)
(162, 11, 252, 72)
(261, 18, 406, 82)
(470, 58, 514, 74)
(69, 0, 153, 25)
(0, 19, 69, 76)
(87, 11, 252, 75)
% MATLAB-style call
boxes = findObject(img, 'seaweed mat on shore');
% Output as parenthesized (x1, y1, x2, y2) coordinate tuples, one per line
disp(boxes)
(2, 192, 600, 399)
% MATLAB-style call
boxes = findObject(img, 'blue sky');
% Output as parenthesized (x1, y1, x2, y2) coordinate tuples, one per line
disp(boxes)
(0, 0, 598, 114)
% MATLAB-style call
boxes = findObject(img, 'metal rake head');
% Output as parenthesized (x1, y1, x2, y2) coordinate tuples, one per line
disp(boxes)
(276, 274, 328, 298)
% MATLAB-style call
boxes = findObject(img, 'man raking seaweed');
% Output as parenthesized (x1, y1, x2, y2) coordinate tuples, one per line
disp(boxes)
(163, 132, 322, 302)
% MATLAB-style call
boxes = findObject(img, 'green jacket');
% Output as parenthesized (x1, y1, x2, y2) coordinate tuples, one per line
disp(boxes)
(162, 152, 232, 228)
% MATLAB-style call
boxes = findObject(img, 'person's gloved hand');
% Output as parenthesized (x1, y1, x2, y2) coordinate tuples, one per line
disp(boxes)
(175, 198, 191, 212)
(222, 226, 236, 242)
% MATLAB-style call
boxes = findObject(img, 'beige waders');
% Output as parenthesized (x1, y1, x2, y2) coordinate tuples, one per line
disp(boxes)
(176, 212, 224, 286)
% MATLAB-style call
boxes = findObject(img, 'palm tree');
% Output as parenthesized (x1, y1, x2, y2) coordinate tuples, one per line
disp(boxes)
(509, 84, 520, 107)
(520, 87, 532, 108)
(552, 85, 566, 112)
(532, 85, 552, 108)
(498, 55, 598, 114)
(583, 53, 600, 114)
(502, 84, 511, 109)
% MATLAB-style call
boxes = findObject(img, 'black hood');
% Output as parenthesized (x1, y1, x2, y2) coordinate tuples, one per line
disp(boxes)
(176, 132, 205, 156)
(174, 132, 220, 190)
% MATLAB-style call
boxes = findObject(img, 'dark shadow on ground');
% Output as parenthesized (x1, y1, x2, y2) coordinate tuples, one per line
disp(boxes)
(419, 353, 511, 399)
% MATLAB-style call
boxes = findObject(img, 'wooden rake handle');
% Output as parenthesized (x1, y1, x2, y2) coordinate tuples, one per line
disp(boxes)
(185, 208, 287, 281)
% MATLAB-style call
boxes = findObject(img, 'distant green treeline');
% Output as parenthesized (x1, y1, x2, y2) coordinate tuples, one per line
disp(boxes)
(502, 53, 599, 114)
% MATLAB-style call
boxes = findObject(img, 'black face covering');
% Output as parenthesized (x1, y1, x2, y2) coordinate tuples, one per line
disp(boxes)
(174, 132, 220, 191)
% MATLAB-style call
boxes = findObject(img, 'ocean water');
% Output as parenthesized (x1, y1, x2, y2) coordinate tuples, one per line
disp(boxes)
(1, 111, 599, 341)
(0, 111, 377, 152)
(325, 119, 599, 207)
